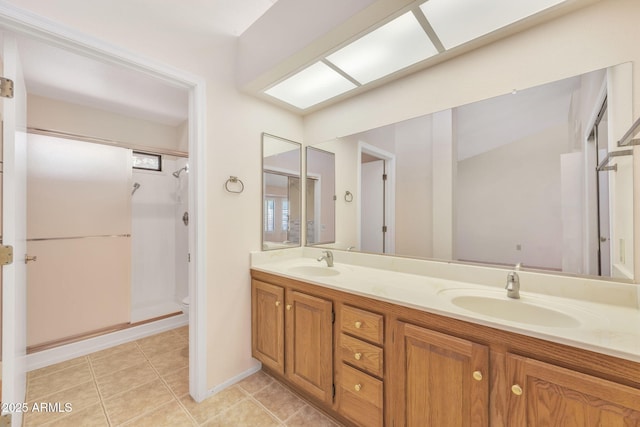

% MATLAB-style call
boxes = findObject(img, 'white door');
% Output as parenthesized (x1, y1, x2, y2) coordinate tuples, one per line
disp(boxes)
(361, 160, 385, 253)
(1, 34, 28, 426)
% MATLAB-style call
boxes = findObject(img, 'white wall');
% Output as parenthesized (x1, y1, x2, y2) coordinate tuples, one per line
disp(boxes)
(131, 158, 187, 322)
(456, 124, 566, 269)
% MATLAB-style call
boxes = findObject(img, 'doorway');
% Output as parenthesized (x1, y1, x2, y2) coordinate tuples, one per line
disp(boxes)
(358, 142, 395, 254)
(1, 17, 207, 415)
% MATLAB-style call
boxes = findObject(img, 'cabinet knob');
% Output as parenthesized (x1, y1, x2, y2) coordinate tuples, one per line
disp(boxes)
(354, 384, 362, 392)
(286, 304, 292, 311)
(354, 352, 362, 360)
(511, 384, 523, 396)
(472, 371, 483, 381)
(354, 321, 362, 329)
(275, 301, 281, 307)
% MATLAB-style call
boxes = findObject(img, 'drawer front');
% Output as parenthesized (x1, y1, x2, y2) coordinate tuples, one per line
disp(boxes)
(340, 334, 383, 378)
(339, 364, 383, 427)
(341, 305, 384, 345)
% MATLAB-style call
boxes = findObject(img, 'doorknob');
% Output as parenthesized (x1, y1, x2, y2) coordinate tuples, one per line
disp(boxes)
(25, 255, 37, 264)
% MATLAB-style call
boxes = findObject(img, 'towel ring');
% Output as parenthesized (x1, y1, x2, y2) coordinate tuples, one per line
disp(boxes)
(344, 191, 353, 202)
(225, 176, 244, 193)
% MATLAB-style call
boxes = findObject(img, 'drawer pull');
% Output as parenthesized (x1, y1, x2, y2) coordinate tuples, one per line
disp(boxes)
(355, 321, 362, 329)
(275, 301, 281, 307)
(354, 383, 362, 392)
(354, 352, 362, 360)
(286, 304, 292, 311)
(511, 384, 523, 396)
(473, 371, 483, 381)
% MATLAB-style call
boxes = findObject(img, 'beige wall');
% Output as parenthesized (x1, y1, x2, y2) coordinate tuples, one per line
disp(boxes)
(28, 94, 185, 152)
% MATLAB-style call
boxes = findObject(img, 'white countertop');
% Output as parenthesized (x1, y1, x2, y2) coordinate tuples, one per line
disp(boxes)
(251, 248, 640, 363)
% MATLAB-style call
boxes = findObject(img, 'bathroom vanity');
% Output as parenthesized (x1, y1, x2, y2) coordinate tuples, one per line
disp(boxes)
(250, 253, 640, 427)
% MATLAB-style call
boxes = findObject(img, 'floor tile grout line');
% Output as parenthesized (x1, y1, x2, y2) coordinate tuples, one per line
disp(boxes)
(86, 351, 115, 427)
(135, 338, 199, 426)
(244, 393, 288, 425)
(194, 394, 252, 426)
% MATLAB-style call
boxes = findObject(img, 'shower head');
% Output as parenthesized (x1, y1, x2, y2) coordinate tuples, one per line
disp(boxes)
(172, 165, 188, 178)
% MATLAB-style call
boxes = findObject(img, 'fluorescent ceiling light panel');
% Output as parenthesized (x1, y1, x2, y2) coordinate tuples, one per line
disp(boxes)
(264, 62, 357, 109)
(420, 0, 565, 49)
(326, 12, 438, 85)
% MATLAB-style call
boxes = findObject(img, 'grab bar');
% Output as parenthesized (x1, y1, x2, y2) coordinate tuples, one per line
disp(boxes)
(596, 149, 633, 172)
(27, 234, 131, 242)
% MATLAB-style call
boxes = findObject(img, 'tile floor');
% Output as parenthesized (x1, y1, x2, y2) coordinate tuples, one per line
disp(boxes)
(23, 326, 343, 426)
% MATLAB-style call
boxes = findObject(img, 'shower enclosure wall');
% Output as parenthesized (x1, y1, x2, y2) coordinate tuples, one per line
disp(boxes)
(131, 157, 189, 322)
(26, 133, 189, 348)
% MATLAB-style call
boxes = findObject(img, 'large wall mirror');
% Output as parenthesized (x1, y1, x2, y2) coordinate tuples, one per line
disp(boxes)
(262, 133, 302, 250)
(306, 64, 635, 281)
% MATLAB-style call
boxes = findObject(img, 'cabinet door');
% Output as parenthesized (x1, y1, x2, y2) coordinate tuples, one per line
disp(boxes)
(286, 290, 333, 403)
(251, 279, 285, 374)
(507, 353, 640, 426)
(393, 322, 489, 427)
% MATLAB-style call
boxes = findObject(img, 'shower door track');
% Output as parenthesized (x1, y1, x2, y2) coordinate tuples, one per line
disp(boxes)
(27, 127, 189, 158)
(27, 234, 131, 242)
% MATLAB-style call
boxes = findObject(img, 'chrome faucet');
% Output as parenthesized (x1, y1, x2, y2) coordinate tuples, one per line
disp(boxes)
(317, 250, 334, 267)
(505, 263, 521, 299)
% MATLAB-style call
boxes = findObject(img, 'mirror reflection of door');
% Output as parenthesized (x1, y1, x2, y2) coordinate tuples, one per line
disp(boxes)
(594, 102, 610, 276)
(361, 155, 386, 253)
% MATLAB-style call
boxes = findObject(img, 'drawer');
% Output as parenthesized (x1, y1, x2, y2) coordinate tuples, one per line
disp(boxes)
(340, 334, 383, 378)
(339, 364, 383, 427)
(341, 305, 384, 345)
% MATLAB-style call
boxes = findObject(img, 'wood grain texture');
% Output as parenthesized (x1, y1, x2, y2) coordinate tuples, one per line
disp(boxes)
(398, 322, 489, 427)
(339, 333, 384, 378)
(285, 290, 333, 404)
(251, 279, 285, 374)
(339, 364, 383, 427)
(507, 353, 640, 426)
(341, 305, 384, 345)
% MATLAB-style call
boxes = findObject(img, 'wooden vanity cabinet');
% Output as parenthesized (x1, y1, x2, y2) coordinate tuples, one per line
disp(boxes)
(251, 279, 285, 374)
(251, 278, 334, 405)
(337, 304, 385, 427)
(251, 270, 640, 427)
(285, 290, 333, 403)
(392, 321, 489, 427)
(506, 353, 640, 426)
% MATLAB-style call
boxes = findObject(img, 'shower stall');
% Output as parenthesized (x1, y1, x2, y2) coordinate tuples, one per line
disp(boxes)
(26, 133, 189, 349)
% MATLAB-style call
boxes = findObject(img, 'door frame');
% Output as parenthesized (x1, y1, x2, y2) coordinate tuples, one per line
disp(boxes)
(357, 141, 395, 254)
(0, 4, 209, 401)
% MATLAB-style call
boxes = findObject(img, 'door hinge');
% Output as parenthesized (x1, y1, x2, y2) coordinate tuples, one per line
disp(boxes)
(0, 77, 14, 99)
(382, 225, 388, 233)
(0, 413, 12, 427)
(188, 253, 191, 262)
(382, 173, 387, 181)
(0, 245, 14, 266)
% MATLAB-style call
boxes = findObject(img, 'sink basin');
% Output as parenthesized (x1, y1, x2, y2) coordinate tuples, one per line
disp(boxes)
(449, 295, 581, 328)
(287, 265, 340, 277)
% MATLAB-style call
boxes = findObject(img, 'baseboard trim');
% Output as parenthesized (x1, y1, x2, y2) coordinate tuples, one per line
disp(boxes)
(201, 360, 262, 402)
(26, 314, 188, 372)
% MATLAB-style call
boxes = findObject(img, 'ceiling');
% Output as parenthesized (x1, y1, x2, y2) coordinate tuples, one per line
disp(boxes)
(9, 0, 281, 126)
